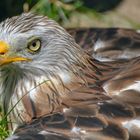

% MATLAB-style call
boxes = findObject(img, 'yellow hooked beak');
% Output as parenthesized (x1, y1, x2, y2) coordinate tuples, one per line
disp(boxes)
(0, 41, 31, 66)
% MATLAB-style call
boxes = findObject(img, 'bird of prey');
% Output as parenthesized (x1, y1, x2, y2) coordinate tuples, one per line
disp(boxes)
(0, 13, 139, 140)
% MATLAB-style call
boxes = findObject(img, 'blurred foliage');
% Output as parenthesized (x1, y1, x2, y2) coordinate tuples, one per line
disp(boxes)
(0, 107, 9, 140)
(0, 0, 122, 23)
(1, 0, 139, 28)
(29, 0, 122, 24)
(30, 0, 84, 23)
(0, 0, 139, 29)
(0, 118, 9, 140)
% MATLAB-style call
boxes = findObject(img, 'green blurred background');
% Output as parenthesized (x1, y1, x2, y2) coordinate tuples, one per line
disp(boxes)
(0, 0, 140, 28)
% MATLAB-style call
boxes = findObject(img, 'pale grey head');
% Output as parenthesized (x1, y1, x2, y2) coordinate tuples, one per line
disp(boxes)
(0, 13, 89, 116)
(0, 13, 86, 73)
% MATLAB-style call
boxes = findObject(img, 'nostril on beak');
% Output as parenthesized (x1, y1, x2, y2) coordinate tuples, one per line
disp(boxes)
(0, 41, 9, 56)
(0, 52, 5, 55)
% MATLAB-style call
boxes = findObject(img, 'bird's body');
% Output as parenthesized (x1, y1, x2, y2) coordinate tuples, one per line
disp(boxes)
(0, 13, 139, 140)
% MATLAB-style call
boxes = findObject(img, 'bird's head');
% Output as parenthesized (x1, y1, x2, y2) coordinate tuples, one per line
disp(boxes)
(0, 13, 87, 78)
(0, 13, 91, 115)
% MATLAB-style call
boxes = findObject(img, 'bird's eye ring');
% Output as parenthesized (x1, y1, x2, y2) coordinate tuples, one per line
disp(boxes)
(27, 39, 41, 53)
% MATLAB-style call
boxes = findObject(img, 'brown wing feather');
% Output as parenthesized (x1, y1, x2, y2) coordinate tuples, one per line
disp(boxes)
(68, 28, 140, 61)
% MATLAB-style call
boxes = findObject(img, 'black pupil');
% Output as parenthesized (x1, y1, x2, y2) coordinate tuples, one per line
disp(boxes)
(32, 42, 36, 47)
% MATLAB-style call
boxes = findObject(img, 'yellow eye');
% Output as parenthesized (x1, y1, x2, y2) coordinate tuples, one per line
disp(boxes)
(27, 39, 41, 53)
